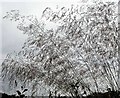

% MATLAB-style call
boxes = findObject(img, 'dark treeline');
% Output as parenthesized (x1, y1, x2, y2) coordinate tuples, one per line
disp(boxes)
(0, 90, 120, 98)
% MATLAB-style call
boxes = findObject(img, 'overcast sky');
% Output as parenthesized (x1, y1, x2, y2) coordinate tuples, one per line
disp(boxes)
(0, 0, 84, 65)
(0, 0, 118, 64)
(0, 0, 84, 93)
(0, 0, 118, 93)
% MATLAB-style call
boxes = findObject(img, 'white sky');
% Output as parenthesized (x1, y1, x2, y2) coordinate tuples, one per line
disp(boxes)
(0, 0, 84, 65)
(0, 0, 119, 63)
(0, 0, 119, 93)
(0, 0, 85, 93)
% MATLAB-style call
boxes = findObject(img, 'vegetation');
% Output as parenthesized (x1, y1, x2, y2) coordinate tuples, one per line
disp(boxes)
(1, 1, 120, 98)
(0, 90, 120, 98)
(1, 86, 28, 98)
